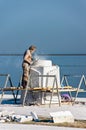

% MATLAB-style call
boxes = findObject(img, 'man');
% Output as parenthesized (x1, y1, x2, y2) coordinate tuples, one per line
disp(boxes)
(22, 45, 36, 88)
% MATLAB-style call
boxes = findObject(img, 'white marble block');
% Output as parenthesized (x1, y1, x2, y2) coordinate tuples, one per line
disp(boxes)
(21, 60, 61, 105)
(50, 111, 74, 123)
(30, 60, 61, 88)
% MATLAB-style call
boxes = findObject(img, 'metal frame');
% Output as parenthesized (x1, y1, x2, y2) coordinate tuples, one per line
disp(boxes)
(17, 74, 82, 106)
(20, 74, 61, 107)
(0, 74, 16, 104)
(1, 73, 85, 106)
(73, 75, 86, 103)
(61, 74, 86, 103)
(61, 75, 74, 100)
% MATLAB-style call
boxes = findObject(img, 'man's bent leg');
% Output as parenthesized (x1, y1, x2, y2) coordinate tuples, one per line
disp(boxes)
(22, 63, 30, 88)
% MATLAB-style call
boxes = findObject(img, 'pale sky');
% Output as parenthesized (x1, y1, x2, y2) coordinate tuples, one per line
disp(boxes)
(0, 0, 86, 54)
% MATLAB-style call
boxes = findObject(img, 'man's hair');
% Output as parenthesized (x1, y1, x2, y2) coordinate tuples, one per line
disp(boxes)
(29, 45, 36, 50)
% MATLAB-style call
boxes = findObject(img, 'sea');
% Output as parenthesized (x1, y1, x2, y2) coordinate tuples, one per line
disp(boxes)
(0, 54, 86, 97)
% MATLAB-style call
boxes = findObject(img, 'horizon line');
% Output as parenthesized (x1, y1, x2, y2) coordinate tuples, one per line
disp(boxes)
(0, 53, 86, 56)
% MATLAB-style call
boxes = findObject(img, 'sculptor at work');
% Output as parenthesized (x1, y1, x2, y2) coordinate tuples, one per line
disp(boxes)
(22, 45, 36, 88)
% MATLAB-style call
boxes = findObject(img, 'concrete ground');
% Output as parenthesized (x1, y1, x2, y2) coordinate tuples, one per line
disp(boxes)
(0, 124, 86, 130)
(0, 95, 86, 130)
(0, 103, 86, 120)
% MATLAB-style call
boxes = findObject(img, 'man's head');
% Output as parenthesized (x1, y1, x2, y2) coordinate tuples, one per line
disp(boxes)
(29, 45, 36, 53)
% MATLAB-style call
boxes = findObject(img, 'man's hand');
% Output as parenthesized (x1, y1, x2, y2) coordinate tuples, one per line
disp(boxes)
(31, 58, 39, 65)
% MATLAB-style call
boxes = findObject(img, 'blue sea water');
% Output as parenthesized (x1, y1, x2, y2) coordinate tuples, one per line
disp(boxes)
(0, 55, 86, 97)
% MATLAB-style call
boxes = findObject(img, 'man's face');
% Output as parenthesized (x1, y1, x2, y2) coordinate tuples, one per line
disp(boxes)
(31, 49, 36, 54)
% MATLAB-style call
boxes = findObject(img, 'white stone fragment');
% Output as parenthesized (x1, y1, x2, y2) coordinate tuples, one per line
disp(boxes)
(11, 115, 33, 122)
(19, 116, 33, 122)
(5, 118, 11, 122)
(0, 110, 33, 123)
(0, 119, 5, 123)
(0, 110, 8, 116)
(30, 111, 39, 121)
(0, 110, 15, 117)
(50, 111, 74, 123)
